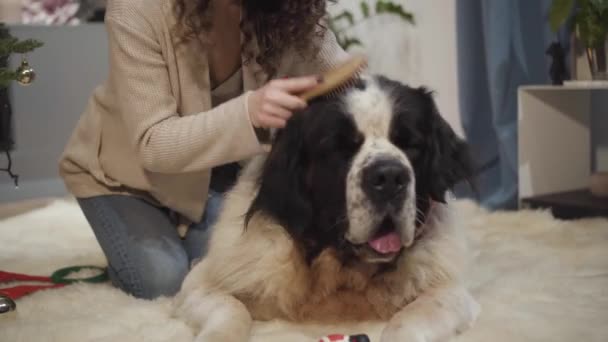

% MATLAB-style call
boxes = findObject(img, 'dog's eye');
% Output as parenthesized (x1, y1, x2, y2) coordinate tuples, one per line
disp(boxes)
(337, 132, 364, 153)
(317, 135, 334, 151)
(318, 135, 358, 150)
(348, 133, 365, 150)
(316, 132, 363, 156)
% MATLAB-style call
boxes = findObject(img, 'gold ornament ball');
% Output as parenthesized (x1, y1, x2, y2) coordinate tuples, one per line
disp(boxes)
(16, 59, 36, 86)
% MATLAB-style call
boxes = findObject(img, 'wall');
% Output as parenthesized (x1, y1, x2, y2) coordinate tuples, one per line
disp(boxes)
(0, 24, 108, 202)
(328, 0, 463, 137)
(0, 0, 22, 23)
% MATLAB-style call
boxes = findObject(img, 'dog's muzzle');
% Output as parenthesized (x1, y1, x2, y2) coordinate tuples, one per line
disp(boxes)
(362, 159, 410, 208)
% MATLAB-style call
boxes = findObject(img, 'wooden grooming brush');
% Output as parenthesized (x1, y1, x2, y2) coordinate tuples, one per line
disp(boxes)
(300, 54, 368, 101)
(259, 55, 368, 152)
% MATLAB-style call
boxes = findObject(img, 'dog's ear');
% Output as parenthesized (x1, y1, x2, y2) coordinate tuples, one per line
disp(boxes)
(417, 88, 475, 203)
(245, 114, 312, 239)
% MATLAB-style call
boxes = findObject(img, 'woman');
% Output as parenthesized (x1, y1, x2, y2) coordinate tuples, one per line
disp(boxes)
(59, 0, 349, 300)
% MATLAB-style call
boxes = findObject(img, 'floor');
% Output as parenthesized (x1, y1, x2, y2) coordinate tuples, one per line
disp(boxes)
(2, 198, 607, 342)
(0, 197, 60, 220)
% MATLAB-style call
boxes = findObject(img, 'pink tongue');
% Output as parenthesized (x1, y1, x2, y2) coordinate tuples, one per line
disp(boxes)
(368, 232, 402, 254)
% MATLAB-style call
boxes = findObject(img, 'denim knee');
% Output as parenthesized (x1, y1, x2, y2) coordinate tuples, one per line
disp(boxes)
(113, 239, 190, 300)
(139, 245, 189, 299)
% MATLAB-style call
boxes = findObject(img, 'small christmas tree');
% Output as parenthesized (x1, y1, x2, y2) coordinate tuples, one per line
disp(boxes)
(1, 23, 44, 187)
(1, 23, 44, 88)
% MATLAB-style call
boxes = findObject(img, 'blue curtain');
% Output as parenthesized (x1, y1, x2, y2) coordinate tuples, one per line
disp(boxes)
(454, 0, 569, 210)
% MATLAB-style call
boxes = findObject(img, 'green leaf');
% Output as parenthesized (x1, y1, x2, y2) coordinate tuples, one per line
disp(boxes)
(341, 37, 363, 51)
(375, 1, 415, 24)
(333, 30, 348, 50)
(590, 0, 608, 12)
(361, 2, 370, 18)
(329, 0, 416, 50)
(376, 0, 388, 13)
(549, 0, 576, 32)
(575, 0, 608, 47)
(332, 10, 355, 27)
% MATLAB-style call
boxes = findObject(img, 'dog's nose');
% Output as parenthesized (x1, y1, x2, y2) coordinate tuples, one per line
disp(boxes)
(363, 160, 409, 205)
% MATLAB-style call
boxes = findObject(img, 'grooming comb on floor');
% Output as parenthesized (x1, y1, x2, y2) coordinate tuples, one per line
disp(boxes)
(300, 54, 368, 101)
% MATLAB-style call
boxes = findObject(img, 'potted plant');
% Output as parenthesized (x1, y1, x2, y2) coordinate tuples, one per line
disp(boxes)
(550, 0, 608, 80)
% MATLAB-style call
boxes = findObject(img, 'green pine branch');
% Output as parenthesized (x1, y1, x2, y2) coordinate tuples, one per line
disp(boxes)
(0, 37, 44, 58)
(0, 68, 18, 88)
(0, 23, 44, 88)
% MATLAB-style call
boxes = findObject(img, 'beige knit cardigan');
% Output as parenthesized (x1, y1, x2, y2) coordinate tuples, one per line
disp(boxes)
(59, 0, 349, 224)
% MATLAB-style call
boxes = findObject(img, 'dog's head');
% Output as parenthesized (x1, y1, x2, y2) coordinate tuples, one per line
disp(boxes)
(246, 75, 473, 264)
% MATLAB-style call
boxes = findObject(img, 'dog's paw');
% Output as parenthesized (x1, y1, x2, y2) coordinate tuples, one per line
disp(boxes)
(170, 288, 210, 331)
(172, 289, 253, 342)
(194, 330, 243, 342)
(456, 294, 481, 334)
(381, 324, 427, 342)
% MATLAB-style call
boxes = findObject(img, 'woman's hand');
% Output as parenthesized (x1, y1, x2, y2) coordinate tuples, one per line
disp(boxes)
(248, 76, 321, 129)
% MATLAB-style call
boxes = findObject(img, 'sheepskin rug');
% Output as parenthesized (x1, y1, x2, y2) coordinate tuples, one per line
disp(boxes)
(1, 198, 607, 342)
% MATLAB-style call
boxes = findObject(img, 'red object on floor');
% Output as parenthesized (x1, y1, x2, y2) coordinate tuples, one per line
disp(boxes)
(318, 334, 370, 342)
(0, 270, 66, 300)
(0, 270, 52, 283)
(0, 266, 108, 308)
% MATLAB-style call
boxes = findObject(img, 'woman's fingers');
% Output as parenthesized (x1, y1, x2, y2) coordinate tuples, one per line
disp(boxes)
(247, 75, 321, 129)
(257, 113, 287, 129)
(271, 75, 321, 93)
(262, 103, 292, 120)
(265, 88, 307, 111)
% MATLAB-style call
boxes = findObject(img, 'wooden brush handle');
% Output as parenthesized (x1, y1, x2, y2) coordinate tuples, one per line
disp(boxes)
(300, 55, 367, 102)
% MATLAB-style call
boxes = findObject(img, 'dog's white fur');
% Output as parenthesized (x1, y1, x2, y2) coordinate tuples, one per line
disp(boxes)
(345, 78, 417, 247)
(173, 80, 480, 342)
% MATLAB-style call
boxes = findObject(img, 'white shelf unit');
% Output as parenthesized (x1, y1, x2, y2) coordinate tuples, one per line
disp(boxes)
(517, 84, 608, 205)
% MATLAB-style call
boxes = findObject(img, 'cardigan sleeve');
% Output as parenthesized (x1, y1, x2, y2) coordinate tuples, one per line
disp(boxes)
(104, 16, 265, 174)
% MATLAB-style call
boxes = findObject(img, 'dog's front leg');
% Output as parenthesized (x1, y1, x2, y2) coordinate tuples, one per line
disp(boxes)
(173, 288, 252, 342)
(381, 284, 480, 342)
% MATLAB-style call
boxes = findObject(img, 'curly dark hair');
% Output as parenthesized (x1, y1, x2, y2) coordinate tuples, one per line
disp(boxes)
(173, 0, 333, 78)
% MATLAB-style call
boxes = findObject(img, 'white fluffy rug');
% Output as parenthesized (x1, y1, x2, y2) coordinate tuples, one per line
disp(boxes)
(1, 199, 608, 342)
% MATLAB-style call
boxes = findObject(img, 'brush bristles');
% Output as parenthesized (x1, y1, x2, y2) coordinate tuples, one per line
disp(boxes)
(322, 79, 359, 98)
(319, 64, 367, 99)
(300, 55, 368, 101)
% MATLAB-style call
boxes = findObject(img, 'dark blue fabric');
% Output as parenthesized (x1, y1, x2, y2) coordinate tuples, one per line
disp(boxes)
(454, 0, 565, 210)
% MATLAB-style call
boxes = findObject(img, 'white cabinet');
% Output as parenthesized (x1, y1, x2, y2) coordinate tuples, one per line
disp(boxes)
(517, 84, 608, 214)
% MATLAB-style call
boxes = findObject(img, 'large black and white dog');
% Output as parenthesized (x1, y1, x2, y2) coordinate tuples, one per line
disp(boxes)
(174, 75, 480, 342)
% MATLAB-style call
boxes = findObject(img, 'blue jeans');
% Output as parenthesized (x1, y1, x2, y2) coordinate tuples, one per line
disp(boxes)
(76, 191, 224, 300)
